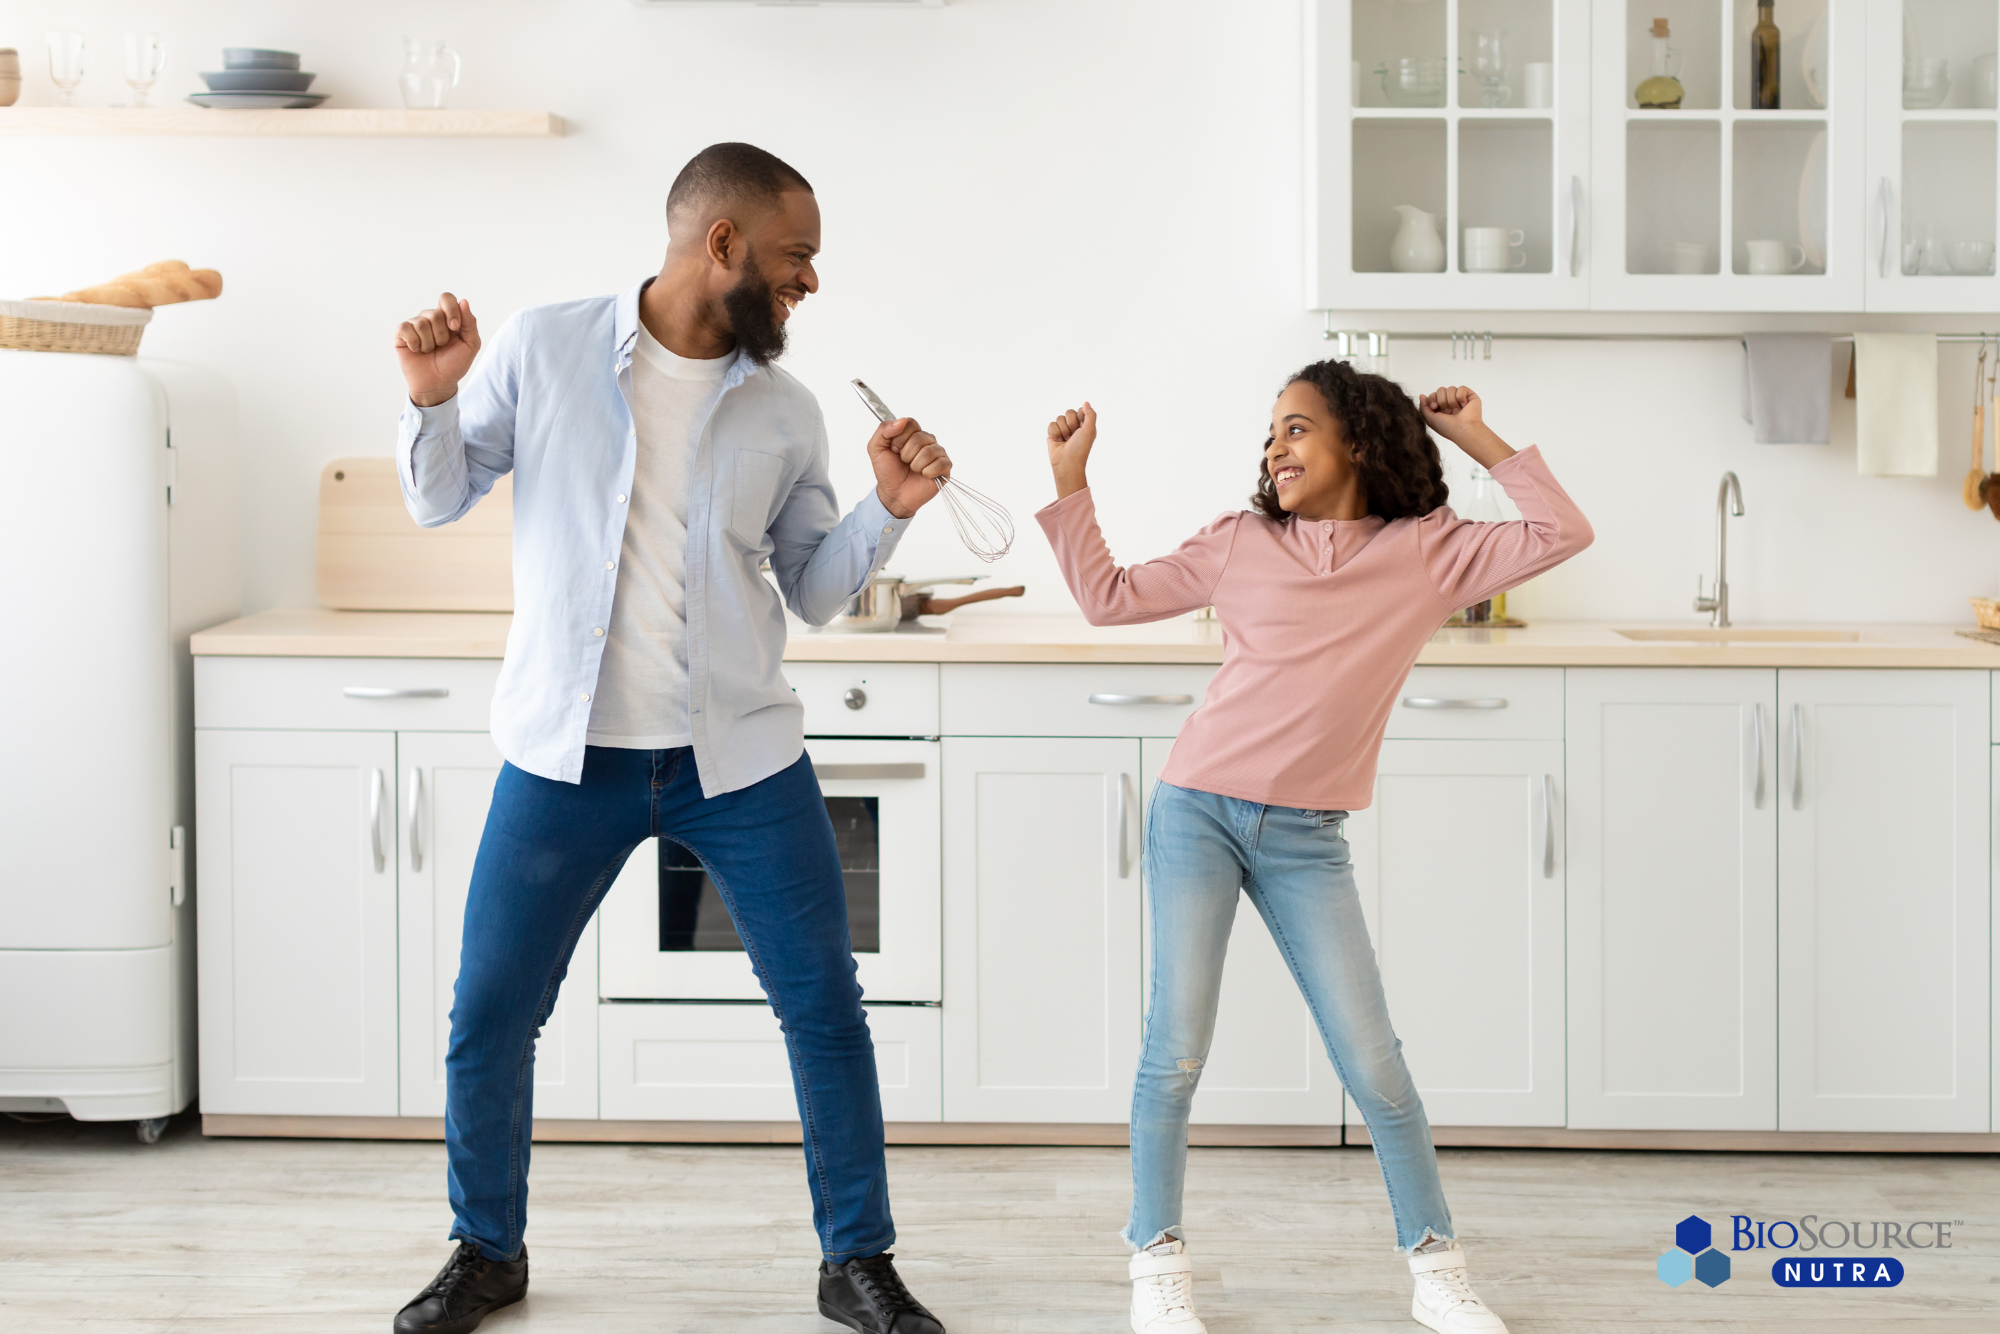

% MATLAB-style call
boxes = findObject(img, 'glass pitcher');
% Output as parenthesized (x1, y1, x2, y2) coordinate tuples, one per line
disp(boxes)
(399, 37, 461, 110)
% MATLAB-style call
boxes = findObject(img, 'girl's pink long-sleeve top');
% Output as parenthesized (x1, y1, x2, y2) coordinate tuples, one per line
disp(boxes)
(1036, 446, 1593, 810)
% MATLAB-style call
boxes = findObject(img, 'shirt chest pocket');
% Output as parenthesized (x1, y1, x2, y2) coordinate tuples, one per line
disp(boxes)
(728, 449, 787, 543)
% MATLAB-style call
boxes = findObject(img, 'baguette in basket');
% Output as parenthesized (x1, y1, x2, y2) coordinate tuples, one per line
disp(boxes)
(36, 259, 223, 309)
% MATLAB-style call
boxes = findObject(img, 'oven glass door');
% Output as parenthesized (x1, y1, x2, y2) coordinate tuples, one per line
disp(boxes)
(598, 738, 941, 1002)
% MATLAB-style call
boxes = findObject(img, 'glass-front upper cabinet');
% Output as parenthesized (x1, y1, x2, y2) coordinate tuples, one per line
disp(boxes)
(1864, 0, 2000, 310)
(1590, 0, 1865, 309)
(1308, 0, 1593, 309)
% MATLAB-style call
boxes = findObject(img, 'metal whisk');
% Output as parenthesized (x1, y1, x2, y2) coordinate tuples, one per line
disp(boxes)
(850, 377, 1016, 562)
(933, 474, 1014, 562)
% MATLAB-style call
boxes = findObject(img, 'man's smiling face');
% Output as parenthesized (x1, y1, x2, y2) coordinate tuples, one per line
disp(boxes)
(721, 189, 820, 365)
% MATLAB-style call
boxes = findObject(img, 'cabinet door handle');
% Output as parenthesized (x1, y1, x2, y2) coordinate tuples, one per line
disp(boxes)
(1540, 773, 1557, 878)
(1789, 703, 1805, 810)
(344, 686, 449, 700)
(812, 762, 926, 780)
(1117, 773, 1134, 879)
(1752, 702, 1766, 809)
(407, 767, 424, 872)
(1401, 696, 1508, 710)
(369, 768, 387, 874)
(1089, 693, 1194, 706)
(1569, 175, 1583, 278)
(1877, 177, 1892, 278)
(169, 826, 186, 907)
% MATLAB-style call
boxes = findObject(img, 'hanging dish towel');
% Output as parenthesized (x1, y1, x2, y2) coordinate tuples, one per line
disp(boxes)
(1853, 332, 1938, 476)
(1740, 333, 1833, 443)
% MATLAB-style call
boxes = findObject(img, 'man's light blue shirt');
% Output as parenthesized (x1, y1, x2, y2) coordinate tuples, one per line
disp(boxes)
(396, 279, 908, 795)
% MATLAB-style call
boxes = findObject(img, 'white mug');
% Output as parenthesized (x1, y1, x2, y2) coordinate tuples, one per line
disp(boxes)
(1745, 239, 1807, 274)
(1464, 227, 1526, 271)
(1669, 240, 1708, 274)
(1523, 61, 1554, 108)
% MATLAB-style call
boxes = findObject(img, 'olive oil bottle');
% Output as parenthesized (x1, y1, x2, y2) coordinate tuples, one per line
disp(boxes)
(1635, 19, 1685, 109)
(1751, 0, 1782, 109)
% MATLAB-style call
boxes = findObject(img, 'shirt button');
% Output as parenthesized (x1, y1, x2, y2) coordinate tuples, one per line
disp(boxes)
(580, 692, 591, 702)
(882, 524, 894, 534)
(617, 494, 627, 504)
(592, 627, 604, 637)
(604, 561, 615, 570)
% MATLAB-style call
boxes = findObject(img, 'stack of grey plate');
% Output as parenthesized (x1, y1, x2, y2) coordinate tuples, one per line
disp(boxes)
(189, 48, 325, 109)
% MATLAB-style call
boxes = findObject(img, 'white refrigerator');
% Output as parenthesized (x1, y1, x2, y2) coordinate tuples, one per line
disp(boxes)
(0, 349, 240, 1138)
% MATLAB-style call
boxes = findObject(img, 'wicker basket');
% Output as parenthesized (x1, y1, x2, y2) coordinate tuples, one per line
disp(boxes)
(1972, 598, 2000, 631)
(0, 299, 153, 355)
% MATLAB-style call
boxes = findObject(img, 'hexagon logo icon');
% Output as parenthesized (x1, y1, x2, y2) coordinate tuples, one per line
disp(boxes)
(1658, 1214, 1730, 1288)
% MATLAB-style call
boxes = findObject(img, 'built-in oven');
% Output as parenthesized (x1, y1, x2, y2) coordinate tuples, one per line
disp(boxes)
(598, 732, 942, 1004)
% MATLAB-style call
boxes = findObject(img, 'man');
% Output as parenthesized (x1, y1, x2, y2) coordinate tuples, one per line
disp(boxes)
(388, 143, 950, 1334)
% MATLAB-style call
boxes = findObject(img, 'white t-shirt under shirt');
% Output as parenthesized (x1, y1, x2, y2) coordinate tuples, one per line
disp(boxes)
(585, 326, 739, 749)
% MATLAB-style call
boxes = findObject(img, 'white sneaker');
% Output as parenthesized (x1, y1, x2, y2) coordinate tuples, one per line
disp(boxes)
(1409, 1242, 1508, 1334)
(1129, 1239, 1207, 1334)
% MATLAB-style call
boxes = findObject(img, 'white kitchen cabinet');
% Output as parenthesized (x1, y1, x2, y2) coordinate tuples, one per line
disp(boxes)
(1140, 741, 1344, 1128)
(1565, 669, 1778, 1130)
(396, 732, 598, 1121)
(1863, 0, 2000, 310)
(1777, 669, 1989, 1132)
(1590, 0, 1866, 310)
(1346, 738, 1567, 1127)
(194, 729, 399, 1116)
(941, 737, 1142, 1122)
(1308, 0, 1595, 309)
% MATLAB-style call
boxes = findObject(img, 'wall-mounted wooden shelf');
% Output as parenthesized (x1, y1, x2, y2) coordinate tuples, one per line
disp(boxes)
(0, 109, 564, 137)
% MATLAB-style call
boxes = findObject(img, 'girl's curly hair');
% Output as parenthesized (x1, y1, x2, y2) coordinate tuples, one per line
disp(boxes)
(1250, 359, 1448, 522)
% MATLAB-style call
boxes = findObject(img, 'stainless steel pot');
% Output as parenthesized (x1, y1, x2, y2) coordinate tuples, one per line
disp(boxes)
(829, 575, 1025, 633)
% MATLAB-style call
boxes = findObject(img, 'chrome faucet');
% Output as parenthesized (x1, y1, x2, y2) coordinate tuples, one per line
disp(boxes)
(1693, 472, 1745, 628)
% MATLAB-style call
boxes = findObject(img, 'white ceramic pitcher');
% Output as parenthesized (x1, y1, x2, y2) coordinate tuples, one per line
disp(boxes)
(1389, 205, 1446, 272)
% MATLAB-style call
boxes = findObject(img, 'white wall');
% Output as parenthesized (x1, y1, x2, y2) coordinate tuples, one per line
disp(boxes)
(2, 0, 1994, 626)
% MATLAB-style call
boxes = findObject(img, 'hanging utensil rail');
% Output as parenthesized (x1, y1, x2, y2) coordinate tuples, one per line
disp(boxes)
(1320, 318, 1997, 359)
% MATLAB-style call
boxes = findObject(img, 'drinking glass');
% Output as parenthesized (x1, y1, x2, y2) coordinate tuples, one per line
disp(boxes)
(45, 32, 85, 107)
(399, 37, 461, 110)
(123, 32, 166, 108)
(1471, 30, 1510, 108)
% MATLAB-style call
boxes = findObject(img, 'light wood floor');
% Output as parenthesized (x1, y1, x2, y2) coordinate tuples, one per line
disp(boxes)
(3, 1111, 1993, 1333)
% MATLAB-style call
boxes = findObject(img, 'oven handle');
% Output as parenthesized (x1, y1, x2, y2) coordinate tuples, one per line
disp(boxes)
(812, 763, 927, 780)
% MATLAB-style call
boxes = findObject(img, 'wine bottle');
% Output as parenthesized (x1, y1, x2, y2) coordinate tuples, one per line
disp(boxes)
(1635, 18, 1685, 108)
(1751, 0, 1781, 109)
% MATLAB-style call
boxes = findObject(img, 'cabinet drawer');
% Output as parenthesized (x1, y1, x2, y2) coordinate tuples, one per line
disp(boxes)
(942, 664, 1214, 736)
(196, 656, 499, 731)
(1384, 667, 1563, 740)
(786, 662, 939, 737)
(598, 1002, 940, 1122)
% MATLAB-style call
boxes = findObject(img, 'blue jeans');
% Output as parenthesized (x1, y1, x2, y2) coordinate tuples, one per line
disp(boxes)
(444, 746, 894, 1264)
(1127, 781, 1454, 1254)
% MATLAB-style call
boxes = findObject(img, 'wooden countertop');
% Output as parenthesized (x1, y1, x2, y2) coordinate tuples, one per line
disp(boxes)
(189, 608, 2000, 669)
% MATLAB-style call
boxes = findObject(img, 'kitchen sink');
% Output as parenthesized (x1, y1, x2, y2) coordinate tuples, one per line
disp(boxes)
(1615, 627, 1864, 643)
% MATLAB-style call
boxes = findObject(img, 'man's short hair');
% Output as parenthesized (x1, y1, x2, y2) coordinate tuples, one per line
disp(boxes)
(666, 143, 814, 228)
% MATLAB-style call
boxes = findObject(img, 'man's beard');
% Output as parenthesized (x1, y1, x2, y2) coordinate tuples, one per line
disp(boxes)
(722, 249, 788, 366)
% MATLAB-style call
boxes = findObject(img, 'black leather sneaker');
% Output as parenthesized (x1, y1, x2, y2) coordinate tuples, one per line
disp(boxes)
(393, 1241, 528, 1334)
(818, 1252, 945, 1334)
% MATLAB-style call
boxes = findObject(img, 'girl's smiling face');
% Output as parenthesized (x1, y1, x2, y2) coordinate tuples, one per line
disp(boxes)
(1264, 380, 1366, 521)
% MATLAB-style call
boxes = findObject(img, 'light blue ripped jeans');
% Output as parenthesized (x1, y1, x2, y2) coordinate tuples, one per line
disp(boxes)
(1125, 780, 1454, 1254)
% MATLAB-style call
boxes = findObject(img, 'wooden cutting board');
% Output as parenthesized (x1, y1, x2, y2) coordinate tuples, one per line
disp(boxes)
(315, 457, 513, 611)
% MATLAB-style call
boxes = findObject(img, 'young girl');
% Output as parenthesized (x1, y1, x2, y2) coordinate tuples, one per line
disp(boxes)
(1036, 361, 1592, 1334)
